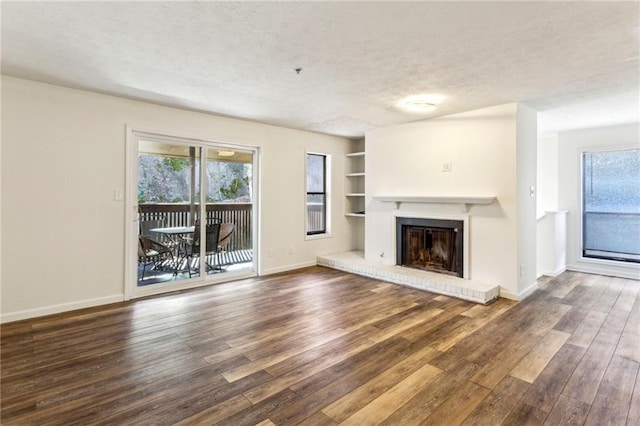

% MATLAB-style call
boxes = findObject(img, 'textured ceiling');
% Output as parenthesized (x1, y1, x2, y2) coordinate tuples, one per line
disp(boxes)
(2, 1, 639, 138)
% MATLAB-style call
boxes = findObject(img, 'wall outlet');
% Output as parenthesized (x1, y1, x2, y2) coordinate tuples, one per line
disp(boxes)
(114, 189, 124, 201)
(442, 162, 452, 172)
(288, 246, 293, 255)
(268, 248, 275, 258)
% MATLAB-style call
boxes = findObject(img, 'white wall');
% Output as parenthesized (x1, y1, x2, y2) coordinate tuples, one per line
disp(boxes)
(537, 211, 567, 277)
(1, 76, 355, 321)
(558, 123, 640, 279)
(364, 103, 537, 299)
(537, 133, 559, 217)
(536, 133, 567, 278)
(516, 105, 538, 298)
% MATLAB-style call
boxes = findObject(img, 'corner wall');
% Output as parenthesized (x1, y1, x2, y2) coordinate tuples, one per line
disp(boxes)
(537, 133, 559, 216)
(1, 76, 355, 321)
(364, 103, 537, 299)
(516, 104, 538, 298)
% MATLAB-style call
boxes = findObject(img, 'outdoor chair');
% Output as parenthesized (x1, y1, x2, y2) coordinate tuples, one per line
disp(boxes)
(180, 223, 221, 277)
(140, 219, 176, 247)
(217, 223, 235, 252)
(213, 223, 236, 271)
(138, 236, 173, 280)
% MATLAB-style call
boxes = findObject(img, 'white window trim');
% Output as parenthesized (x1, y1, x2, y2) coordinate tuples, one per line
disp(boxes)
(577, 145, 640, 269)
(304, 151, 332, 240)
(124, 125, 261, 300)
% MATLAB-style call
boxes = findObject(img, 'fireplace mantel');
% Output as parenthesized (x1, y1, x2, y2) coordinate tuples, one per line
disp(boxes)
(372, 195, 496, 212)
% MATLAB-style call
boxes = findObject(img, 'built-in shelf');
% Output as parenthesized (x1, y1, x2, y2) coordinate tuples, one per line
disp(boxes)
(346, 151, 366, 217)
(372, 195, 497, 213)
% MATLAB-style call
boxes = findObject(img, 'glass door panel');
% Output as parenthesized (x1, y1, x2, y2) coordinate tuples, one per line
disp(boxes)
(582, 149, 640, 263)
(202, 149, 254, 276)
(137, 140, 202, 285)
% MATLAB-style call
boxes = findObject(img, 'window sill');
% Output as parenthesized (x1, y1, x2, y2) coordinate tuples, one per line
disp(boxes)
(305, 232, 333, 241)
(578, 255, 640, 269)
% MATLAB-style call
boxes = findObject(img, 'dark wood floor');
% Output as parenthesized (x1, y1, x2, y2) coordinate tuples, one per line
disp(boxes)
(1, 266, 639, 425)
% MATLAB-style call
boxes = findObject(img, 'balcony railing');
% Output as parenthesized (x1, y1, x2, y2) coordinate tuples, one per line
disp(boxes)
(306, 203, 325, 234)
(583, 211, 640, 262)
(139, 203, 252, 251)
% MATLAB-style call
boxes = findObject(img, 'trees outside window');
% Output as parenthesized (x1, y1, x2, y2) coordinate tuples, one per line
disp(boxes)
(138, 155, 252, 204)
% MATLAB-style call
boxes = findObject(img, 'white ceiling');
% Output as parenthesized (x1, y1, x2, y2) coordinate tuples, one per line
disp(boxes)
(2, 1, 639, 138)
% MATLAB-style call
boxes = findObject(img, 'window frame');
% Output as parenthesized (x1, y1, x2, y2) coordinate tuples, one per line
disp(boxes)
(580, 146, 640, 264)
(305, 152, 331, 238)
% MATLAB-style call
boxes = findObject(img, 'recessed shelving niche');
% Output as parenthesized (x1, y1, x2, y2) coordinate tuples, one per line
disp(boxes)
(345, 151, 365, 217)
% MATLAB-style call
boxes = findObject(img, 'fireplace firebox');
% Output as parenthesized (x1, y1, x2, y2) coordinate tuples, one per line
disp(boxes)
(396, 217, 464, 278)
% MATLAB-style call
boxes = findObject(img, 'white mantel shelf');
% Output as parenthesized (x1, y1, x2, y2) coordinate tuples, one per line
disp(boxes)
(372, 195, 497, 212)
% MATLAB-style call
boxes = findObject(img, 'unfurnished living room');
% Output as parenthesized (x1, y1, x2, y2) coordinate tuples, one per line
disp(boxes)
(1, 1, 639, 425)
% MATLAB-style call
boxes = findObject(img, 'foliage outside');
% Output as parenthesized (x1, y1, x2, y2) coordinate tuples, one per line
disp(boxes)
(138, 155, 252, 204)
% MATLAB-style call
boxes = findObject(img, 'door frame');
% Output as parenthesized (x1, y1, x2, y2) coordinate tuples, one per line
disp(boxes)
(124, 126, 260, 301)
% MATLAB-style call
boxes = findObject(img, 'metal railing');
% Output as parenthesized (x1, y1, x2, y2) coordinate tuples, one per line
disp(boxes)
(583, 211, 640, 262)
(306, 203, 325, 234)
(139, 203, 252, 251)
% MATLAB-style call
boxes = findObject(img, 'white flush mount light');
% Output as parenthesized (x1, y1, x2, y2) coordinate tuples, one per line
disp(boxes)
(404, 99, 436, 111)
(217, 150, 236, 157)
(400, 94, 443, 113)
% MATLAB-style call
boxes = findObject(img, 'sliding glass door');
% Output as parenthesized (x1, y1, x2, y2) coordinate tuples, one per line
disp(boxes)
(582, 148, 640, 263)
(131, 133, 256, 293)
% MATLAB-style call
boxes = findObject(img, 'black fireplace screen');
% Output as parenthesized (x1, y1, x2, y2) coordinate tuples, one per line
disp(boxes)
(396, 217, 464, 277)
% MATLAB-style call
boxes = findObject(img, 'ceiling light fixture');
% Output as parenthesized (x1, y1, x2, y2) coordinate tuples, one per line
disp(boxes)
(400, 94, 443, 113)
(404, 99, 436, 111)
(217, 150, 235, 157)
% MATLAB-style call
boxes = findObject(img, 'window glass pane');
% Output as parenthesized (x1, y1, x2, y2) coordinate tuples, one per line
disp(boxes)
(307, 154, 325, 193)
(307, 194, 325, 233)
(583, 149, 640, 262)
(204, 161, 252, 203)
(138, 154, 193, 203)
(137, 143, 201, 284)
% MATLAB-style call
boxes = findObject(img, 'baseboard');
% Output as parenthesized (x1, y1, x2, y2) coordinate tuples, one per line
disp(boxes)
(566, 263, 640, 280)
(519, 281, 539, 301)
(500, 280, 538, 301)
(541, 266, 567, 278)
(261, 260, 318, 276)
(1, 294, 125, 324)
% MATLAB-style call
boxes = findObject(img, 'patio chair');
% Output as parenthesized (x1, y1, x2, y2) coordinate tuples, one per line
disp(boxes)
(213, 223, 235, 270)
(138, 236, 173, 281)
(140, 219, 175, 247)
(218, 223, 235, 250)
(181, 223, 221, 277)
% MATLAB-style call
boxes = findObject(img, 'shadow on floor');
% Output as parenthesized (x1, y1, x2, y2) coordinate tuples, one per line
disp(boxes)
(137, 249, 253, 286)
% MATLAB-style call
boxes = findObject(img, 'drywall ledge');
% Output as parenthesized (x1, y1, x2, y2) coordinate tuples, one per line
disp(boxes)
(317, 251, 500, 304)
(372, 195, 496, 212)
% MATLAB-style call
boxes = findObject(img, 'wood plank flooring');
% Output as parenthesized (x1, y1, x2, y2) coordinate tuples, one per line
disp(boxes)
(1, 266, 639, 425)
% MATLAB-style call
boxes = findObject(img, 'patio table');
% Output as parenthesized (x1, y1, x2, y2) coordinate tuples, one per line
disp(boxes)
(149, 226, 195, 275)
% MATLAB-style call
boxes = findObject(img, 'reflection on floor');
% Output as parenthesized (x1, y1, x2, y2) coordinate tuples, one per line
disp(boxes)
(138, 249, 253, 286)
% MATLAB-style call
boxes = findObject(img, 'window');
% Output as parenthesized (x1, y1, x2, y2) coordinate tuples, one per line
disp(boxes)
(582, 148, 640, 263)
(306, 153, 327, 235)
